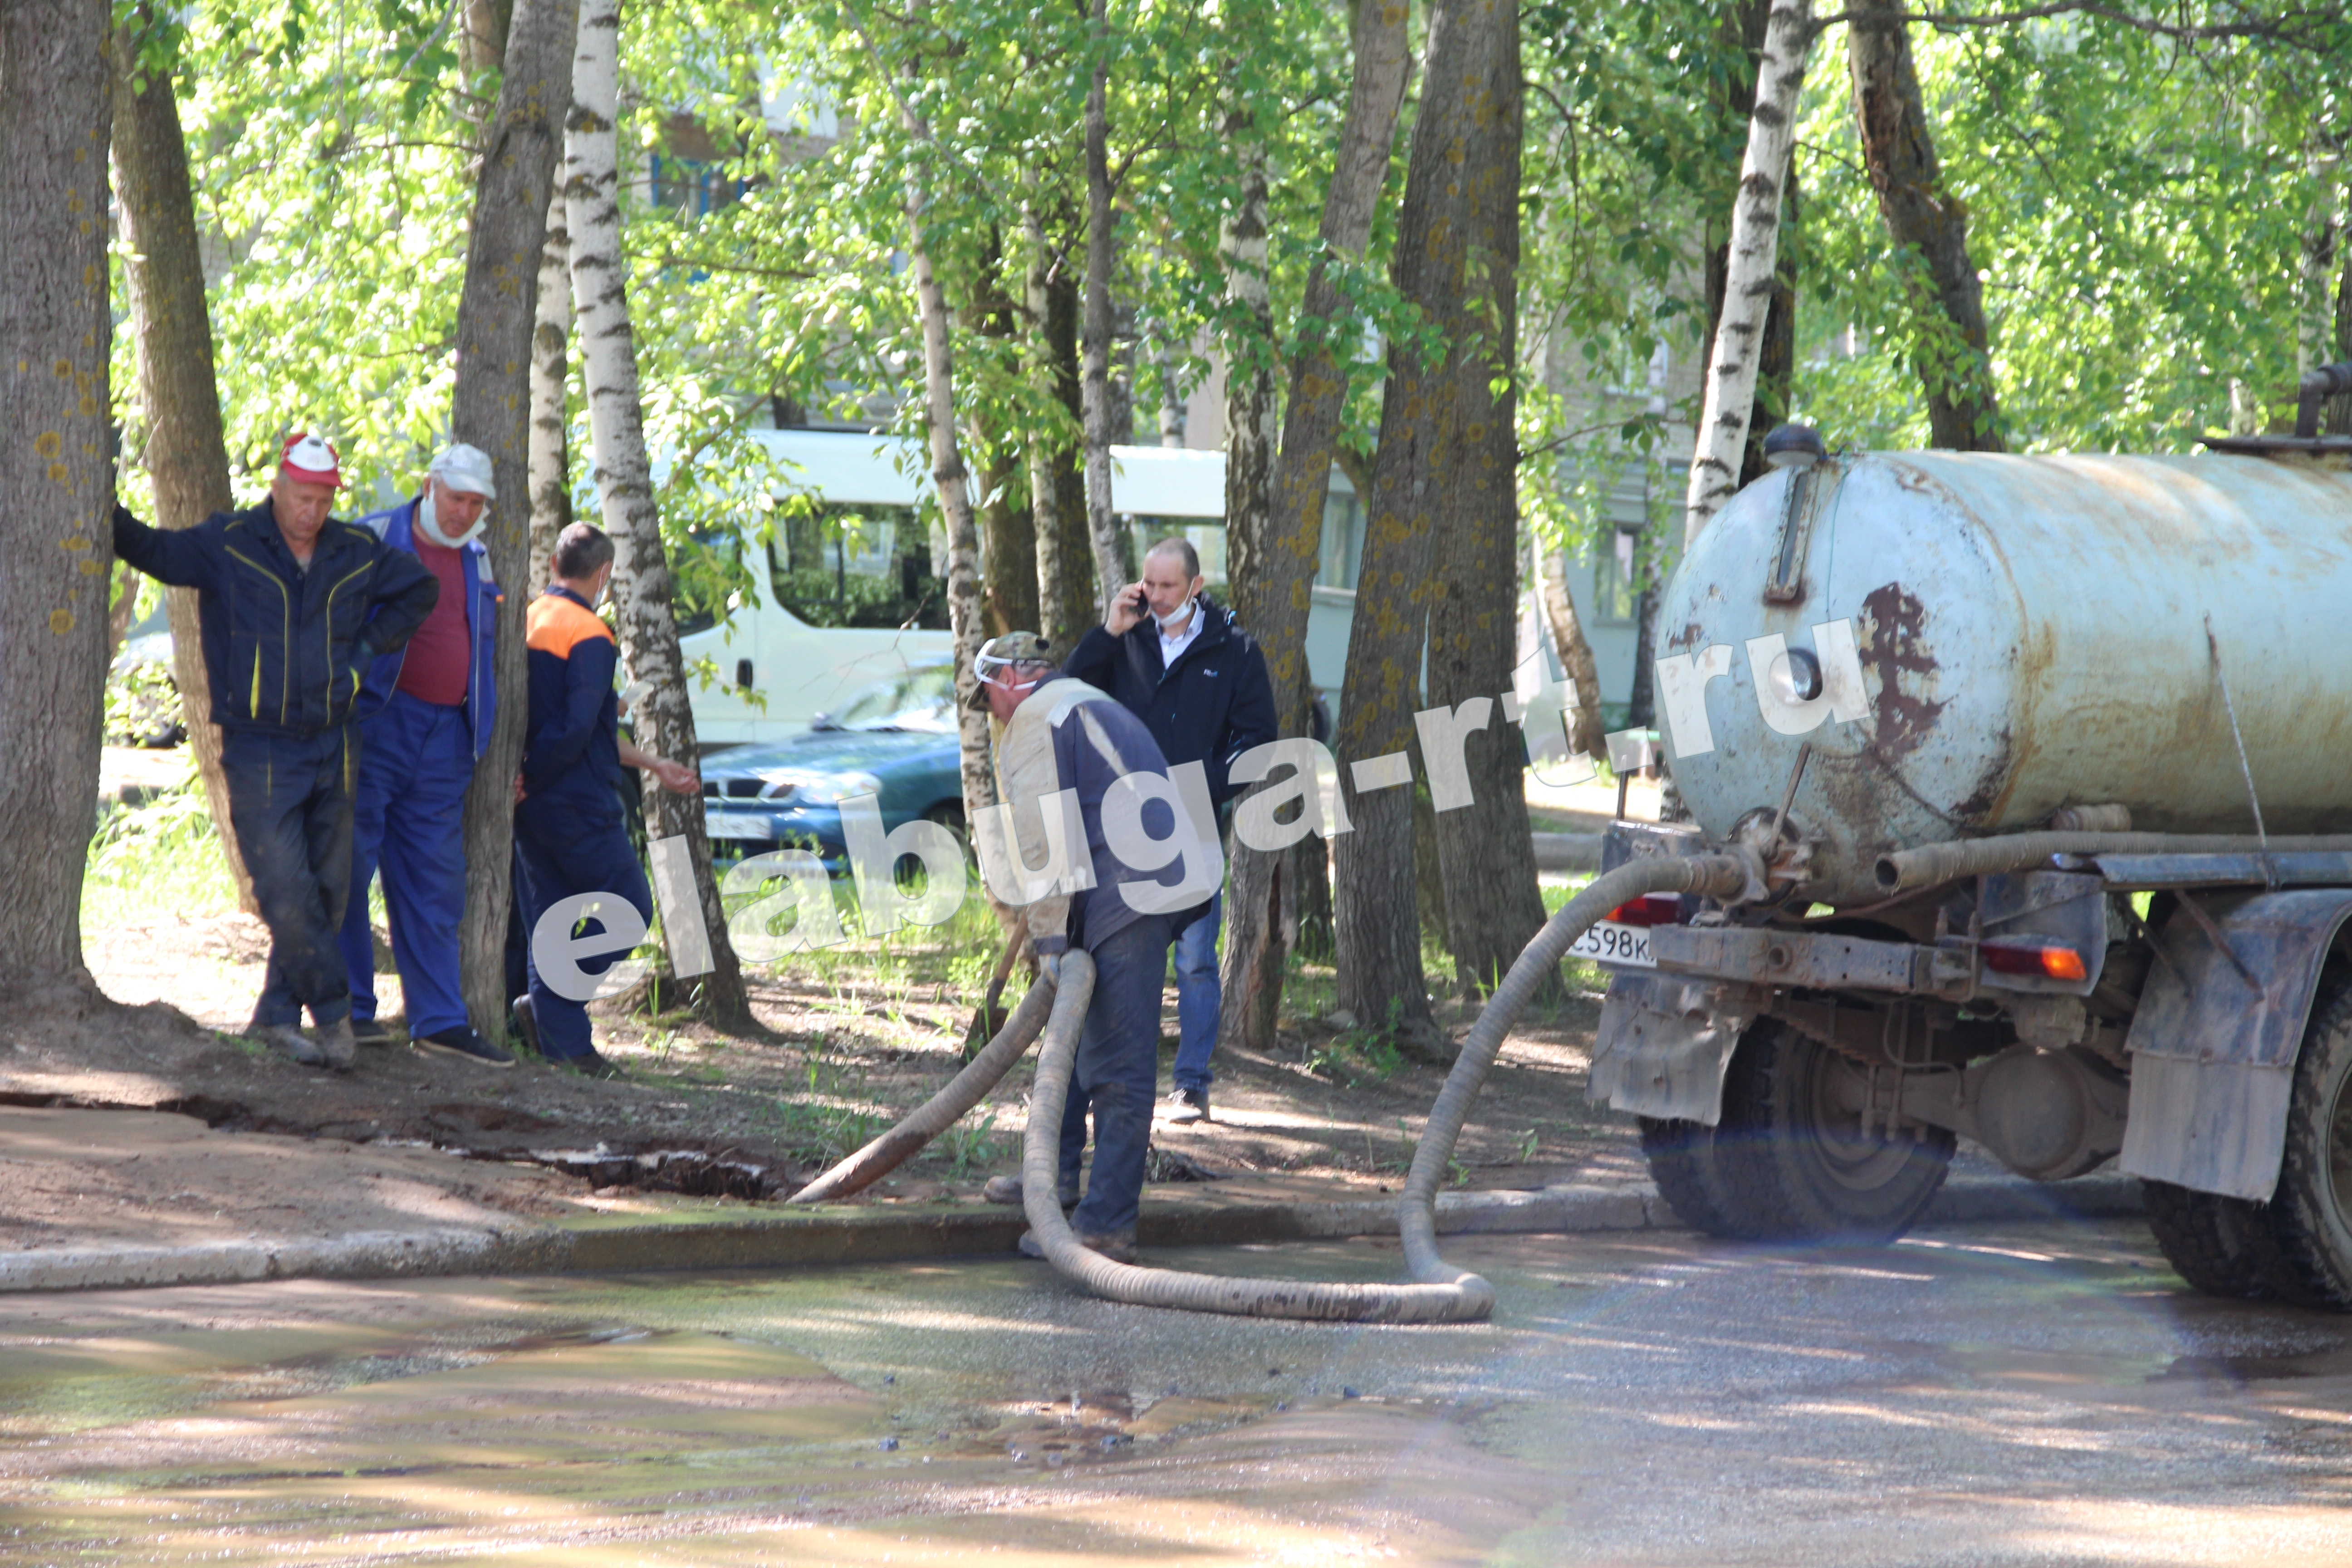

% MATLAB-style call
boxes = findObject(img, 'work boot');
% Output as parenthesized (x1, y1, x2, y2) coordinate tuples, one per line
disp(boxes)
(349, 1016, 395, 1046)
(549, 1047, 625, 1081)
(982, 1174, 1080, 1210)
(1018, 1227, 1136, 1265)
(251, 1023, 323, 1068)
(316, 1016, 357, 1073)
(416, 1027, 515, 1070)
(1162, 1086, 1210, 1125)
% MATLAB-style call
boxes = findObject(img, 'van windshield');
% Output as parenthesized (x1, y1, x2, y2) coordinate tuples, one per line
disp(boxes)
(822, 665, 959, 733)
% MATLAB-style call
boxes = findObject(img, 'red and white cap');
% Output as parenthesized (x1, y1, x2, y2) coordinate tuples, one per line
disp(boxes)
(278, 431, 345, 489)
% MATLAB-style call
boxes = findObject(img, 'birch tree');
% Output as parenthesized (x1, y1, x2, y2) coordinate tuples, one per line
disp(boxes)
(1217, 0, 1413, 1055)
(840, 0, 1002, 869)
(565, 0, 749, 1024)
(1078, 0, 1128, 611)
(1682, 0, 1813, 548)
(0, 0, 113, 1012)
(109, 10, 253, 914)
(529, 183, 573, 593)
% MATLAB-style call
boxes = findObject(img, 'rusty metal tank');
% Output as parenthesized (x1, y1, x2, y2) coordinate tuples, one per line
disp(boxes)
(1655, 450, 2352, 905)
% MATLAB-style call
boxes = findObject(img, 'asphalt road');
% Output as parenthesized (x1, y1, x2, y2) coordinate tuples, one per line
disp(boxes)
(2, 1219, 2348, 1565)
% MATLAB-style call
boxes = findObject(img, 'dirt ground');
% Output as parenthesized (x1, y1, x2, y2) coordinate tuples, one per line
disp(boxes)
(6, 754, 1653, 1239)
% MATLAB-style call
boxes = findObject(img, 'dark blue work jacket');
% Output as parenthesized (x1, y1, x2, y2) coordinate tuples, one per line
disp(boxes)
(519, 585, 625, 832)
(353, 496, 503, 760)
(1062, 595, 1278, 805)
(112, 499, 438, 738)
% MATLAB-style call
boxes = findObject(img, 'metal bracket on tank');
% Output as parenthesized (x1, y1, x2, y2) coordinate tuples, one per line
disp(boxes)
(1762, 465, 1828, 605)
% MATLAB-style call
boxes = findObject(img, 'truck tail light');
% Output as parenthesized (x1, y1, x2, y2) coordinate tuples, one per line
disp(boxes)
(1607, 894, 1685, 928)
(1981, 942, 2088, 982)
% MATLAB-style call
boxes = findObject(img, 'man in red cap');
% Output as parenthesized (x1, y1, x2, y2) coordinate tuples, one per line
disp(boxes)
(114, 433, 439, 1071)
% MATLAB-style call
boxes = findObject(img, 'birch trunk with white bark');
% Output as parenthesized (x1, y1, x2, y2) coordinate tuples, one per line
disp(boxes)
(529, 182, 573, 593)
(855, 6, 1002, 871)
(1682, 0, 1813, 548)
(1538, 546, 1607, 761)
(1078, 0, 1127, 611)
(566, 0, 748, 1024)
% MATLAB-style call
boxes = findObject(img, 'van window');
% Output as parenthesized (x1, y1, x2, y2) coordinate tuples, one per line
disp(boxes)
(767, 501, 949, 629)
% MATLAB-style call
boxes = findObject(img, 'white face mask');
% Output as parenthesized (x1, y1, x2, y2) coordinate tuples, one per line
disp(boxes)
(1153, 596, 1196, 631)
(414, 485, 487, 549)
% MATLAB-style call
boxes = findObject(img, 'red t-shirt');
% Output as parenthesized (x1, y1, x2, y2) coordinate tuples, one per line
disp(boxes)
(395, 535, 471, 706)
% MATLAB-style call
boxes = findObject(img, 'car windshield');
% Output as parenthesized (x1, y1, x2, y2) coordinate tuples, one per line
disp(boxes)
(822, 665, 958, 733)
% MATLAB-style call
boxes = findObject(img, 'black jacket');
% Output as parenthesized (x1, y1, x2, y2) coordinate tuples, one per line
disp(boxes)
(113, 499, 438, 738)
(1063, 595, 1277, 804)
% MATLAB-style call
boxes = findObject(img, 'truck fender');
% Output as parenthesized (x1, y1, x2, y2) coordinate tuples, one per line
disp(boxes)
(2119, 889, 2352, 1201)
(1588, 973, 1761, 1126)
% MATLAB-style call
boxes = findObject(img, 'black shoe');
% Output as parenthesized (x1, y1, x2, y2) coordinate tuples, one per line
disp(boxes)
(1018, 1227, 1136, 1265)
(415, 1027, 516, 1069)
(510, 996, 544, 1058)
(350, 1016, 395, 1046)
(550, 1047, 626, 1081)
(1163, 1086, 1210, 1124)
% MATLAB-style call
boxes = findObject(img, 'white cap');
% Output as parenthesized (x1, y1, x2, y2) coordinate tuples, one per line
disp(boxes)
(428, 442, 496, 501)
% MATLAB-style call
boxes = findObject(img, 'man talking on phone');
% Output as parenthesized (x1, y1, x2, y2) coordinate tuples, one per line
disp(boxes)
(1063, 538, 1274, 1124)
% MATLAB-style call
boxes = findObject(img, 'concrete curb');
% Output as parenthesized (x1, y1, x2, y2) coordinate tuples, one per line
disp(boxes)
(0, 1171, 2146, 1295)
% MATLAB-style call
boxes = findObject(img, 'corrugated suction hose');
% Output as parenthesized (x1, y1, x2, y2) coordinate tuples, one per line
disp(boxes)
(791, 852, 1751, 1320)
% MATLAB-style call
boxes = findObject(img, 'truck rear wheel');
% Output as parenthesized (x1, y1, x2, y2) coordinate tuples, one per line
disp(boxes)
(1638, 1117, 1746, 1238)
(2142, 1181, 2272, 1298)
(2246, 976, 2352, 1309)
(1718, 1018, 1955, 1244)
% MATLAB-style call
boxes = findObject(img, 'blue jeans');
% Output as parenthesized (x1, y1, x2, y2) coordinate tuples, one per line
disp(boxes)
(230, 727, 357, 1029)
(337, 691, 475, 1036)
(1058, 914, 1174, 1238)
(1171, 891, 1221, 1093)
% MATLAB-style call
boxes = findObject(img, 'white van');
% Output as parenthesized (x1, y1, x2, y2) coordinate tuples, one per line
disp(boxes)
(681, 429, 1365, 747)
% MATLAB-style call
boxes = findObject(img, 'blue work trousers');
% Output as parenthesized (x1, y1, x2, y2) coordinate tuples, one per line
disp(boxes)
(1058, 913, 1175, 1238)
(1170, 890, 1222, 1093)
(232, 726, 357, 1029)
(337, 691, 476, 1037)
(514, 808, 651, 1060)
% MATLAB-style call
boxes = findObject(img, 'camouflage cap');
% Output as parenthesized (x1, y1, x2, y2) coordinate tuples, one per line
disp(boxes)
(970, 631, 1057, 709)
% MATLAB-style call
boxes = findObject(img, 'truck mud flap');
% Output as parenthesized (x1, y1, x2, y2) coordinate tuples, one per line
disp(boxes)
(1588, 973, 1760, 1126)
(2120, 889, 2352, 1200)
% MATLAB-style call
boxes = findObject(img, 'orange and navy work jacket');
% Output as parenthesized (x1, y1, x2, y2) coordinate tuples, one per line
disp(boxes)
(520, 585, 623, 828)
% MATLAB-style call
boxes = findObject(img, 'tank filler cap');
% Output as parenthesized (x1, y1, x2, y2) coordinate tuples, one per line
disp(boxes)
(1762, 423, 1827, 470)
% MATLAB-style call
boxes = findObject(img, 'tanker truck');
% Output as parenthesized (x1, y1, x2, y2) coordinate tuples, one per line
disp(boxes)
(1580, 365, 2352, 1307)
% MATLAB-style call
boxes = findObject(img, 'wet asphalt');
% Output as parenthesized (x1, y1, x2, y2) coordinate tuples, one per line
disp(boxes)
(1, 1218, 2349, 1564)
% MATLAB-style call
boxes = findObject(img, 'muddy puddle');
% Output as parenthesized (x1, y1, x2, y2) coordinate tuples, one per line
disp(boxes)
(0, 1267, 1413, 1566)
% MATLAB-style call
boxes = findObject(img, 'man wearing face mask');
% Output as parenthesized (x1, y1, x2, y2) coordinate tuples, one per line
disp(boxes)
(337, 444, 511, 1067)
(1063, 538, 1275, 1124)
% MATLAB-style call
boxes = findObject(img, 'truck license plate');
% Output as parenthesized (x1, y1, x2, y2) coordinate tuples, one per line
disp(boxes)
(1568, 920, 1655, 968)
(703, 808, 775, 842)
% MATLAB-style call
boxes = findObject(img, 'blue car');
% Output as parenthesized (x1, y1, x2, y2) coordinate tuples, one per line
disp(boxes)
(700, 661, 964, 867)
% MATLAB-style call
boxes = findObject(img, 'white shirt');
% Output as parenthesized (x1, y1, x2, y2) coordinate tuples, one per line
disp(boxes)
(1156, 598, 1205, 673)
